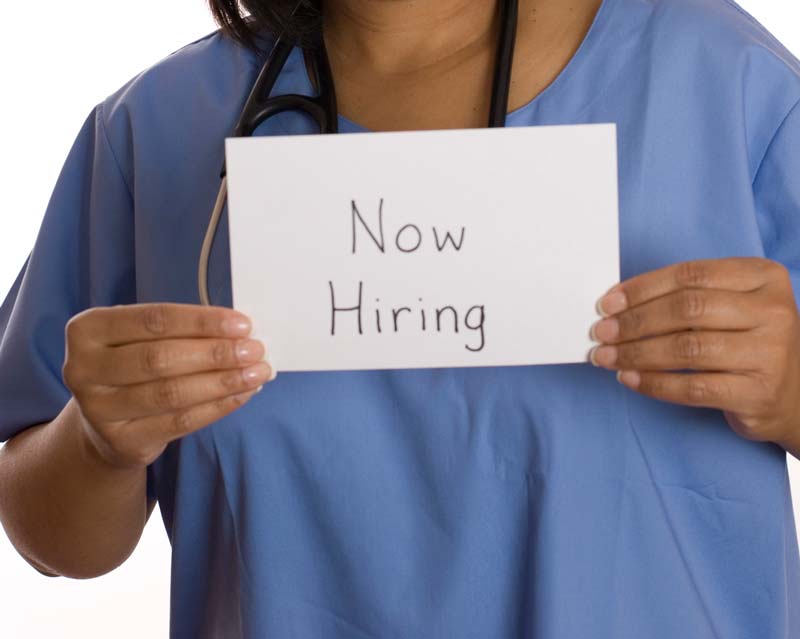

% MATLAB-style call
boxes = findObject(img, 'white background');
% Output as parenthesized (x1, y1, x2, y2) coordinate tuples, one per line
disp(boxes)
(0, 1, 798, 636)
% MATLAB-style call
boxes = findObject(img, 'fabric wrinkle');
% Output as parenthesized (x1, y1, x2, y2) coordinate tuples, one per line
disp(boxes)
(623, 395, 722, 639)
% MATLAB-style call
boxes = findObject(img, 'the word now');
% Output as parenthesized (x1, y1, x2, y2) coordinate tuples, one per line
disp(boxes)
(351, 199, 466, 255)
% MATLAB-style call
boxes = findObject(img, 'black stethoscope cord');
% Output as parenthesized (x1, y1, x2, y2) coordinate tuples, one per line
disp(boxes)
(199, 0, 519, 305)
(490, 0, 520, 128)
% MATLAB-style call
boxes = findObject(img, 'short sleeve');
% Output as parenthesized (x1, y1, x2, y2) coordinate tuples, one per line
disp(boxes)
(753, 98, 800, 311)
(0, 105, 155, 502)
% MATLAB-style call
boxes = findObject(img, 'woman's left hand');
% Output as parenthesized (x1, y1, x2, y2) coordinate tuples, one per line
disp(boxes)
(589, 257, 800, 452)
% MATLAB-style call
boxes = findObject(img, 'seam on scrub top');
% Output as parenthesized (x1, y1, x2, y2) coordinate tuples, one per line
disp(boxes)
(168, 29, 222, 59)
(605, 383, 632, 636)
(781, 462, 792, 636)
(751, 97, 800, 186)
(622, 397, 723, 639)
(526, 0, 620, 113)
(517, 475, 534, 638)
(209, 431, 254, 594)
(550, 3, 658, 125)
(96, 102, 135, 203)
(216, 468, 248, 636)
(718, 0, 800, 72)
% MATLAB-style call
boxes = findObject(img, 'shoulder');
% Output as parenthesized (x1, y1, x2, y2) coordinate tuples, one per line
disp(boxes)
(649, 0, 797, 56)
(645, 0, 800, 87)
(635, 0, 800, 169)
(93, 29, 272, 184)
(101, 28, 265, 121)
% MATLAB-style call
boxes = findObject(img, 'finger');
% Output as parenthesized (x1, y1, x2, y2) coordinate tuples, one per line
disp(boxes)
(72, 303, 253, 346)
(89, 361, 273, 421)
(597, 257, 778, 316)
(132, 386, 263, 451)
(616, 369, 755, 412)
(91, 337, 267, 385)
(591, 288, 764, 344)
(590, 330, 762, 372)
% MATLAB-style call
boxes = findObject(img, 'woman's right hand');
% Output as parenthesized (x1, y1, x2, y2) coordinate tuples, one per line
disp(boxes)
(62, 303, 273, 469)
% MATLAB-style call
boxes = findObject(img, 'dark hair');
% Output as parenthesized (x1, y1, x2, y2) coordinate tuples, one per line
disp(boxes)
(208, 0, 322, 50)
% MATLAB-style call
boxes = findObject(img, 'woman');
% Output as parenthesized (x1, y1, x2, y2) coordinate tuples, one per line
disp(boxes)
(1, 0, 799, 636)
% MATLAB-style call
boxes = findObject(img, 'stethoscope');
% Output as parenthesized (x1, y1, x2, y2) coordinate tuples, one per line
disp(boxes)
(199, 0, 519, 306)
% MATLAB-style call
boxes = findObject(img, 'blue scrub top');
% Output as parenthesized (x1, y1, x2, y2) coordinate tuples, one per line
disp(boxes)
(3, 0, 800, 636)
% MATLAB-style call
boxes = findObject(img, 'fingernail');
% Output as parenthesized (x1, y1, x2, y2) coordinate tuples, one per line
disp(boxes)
(590, 345, 617, 367)
(236, 339, 264, 363)
(617, 370, 641, 388)
(243, 362, 270, 382)
(255, 385, 264, 393)
(596, 291, 627, 317)
(590, 318, 619, 342)
(268, 366, 278, 382)
(223, 314, 252, 336)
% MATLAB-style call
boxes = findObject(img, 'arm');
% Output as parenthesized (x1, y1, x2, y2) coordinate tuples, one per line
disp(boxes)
(0, 302, 271, 580)
(0, 397, 150, 580)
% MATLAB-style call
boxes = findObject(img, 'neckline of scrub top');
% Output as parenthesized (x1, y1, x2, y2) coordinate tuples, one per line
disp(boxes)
(297, 0, 618, 134)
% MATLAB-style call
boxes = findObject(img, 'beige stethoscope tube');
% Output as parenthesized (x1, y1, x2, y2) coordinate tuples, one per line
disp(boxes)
(198, 177, 228, 306)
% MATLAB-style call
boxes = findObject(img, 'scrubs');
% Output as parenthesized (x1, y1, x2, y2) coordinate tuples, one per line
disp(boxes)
(2, 0, 800, 636)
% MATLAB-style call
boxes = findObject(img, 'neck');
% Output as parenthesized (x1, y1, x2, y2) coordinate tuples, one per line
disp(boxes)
(323, 0, 503, 76)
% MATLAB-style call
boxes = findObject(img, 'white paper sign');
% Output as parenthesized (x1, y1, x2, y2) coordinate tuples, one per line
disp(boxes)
(225, 124, 619, 372)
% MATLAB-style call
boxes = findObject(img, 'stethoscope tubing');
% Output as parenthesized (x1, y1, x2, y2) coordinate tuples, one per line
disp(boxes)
(199, 177, 228, 306)
(199, 0, 518, 306)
